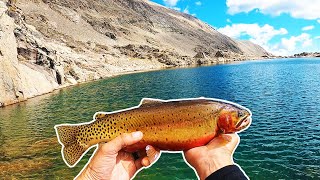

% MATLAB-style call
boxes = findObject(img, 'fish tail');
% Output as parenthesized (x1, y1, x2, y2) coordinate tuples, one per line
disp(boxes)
(54, 124, 88, 167)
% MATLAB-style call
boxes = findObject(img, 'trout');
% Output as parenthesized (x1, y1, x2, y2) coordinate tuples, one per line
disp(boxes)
(55, 98, 252, 167)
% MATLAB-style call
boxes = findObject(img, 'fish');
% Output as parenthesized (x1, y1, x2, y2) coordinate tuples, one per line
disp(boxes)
(55, 97, 252, 167)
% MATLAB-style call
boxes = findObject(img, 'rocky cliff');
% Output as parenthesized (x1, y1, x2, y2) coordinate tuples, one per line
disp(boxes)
(0, 0, 272, 107)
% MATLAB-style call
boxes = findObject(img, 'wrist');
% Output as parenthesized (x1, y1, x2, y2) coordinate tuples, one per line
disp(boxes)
(196, 158, 233, 180)
(75, 166, 97, 180)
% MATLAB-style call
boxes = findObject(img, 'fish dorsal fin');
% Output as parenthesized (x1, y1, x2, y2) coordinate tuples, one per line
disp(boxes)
(140, 98, 164, 107)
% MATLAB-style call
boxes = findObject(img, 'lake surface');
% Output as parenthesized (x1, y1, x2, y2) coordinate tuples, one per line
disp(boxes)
(0, 58, 319, 179)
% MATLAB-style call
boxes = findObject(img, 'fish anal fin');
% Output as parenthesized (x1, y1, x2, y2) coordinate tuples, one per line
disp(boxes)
(140, 98, 164, 107)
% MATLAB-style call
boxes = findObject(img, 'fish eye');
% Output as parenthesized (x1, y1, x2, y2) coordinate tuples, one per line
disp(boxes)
(238, 111, 245, 118)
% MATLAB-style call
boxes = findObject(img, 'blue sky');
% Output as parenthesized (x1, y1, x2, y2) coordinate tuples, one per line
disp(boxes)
(150, 0, 320, 55)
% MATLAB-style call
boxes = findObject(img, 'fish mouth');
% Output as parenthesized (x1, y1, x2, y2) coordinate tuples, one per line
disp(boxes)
(235, 114, 251, 130)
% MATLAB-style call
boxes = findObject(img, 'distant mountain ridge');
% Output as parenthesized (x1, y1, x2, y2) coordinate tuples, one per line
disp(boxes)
(0, 0, 272, 106)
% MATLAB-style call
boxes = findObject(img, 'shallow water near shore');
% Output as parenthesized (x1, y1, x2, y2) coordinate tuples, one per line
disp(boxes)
(0, 58, 320, 179)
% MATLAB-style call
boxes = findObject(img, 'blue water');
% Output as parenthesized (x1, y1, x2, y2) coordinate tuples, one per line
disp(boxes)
(0, 58, 319, 179)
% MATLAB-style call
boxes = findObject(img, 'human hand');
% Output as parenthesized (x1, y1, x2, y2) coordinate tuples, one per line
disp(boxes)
(76, 131, 151, 180)
(184, 133, 240, 180)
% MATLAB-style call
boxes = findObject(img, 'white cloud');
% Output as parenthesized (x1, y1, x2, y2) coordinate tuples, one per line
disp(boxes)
(269, 33, 313, 55)
(226, 18, 232, 23)
(302, 25, 314, 31)
(217, 23, 315, 55)
(163, 0, 179, 7)
(226, 0, 320, 20)
(317, 19, 320, 24)
(195, 1, 202, 6)
(217, 24, 287, 52)
(280, 33, 312, 52)
(183, 6, 189, 14)
(315, 36, 320, 39)
(173, 7, 181, 11)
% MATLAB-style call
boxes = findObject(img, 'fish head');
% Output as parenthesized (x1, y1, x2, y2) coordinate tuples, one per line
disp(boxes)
(217, 104, 252, 133)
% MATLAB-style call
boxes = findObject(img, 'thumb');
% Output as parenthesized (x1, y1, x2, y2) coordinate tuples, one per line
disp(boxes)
(222, 133, 240, 153)
(101, 131, 143, 155)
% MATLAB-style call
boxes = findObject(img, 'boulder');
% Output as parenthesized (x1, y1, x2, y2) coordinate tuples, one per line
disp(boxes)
(215, 50, 224, 57)
(194, 52, 207, 59)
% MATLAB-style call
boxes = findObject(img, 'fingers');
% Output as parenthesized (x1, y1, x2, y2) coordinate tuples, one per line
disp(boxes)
(206, 133, 240, 151)
(134, 156, 150, 169)
(134, 145, 160, 170)
(222, 133, 240, 150)
(101, 131, 143, 155)
(146, 145, 160, 164)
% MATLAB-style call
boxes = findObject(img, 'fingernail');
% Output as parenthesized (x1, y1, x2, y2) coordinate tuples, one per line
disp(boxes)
(132, 131, 142, 139)
(154, 153, 158, 161)
(146, 145, 150, 151)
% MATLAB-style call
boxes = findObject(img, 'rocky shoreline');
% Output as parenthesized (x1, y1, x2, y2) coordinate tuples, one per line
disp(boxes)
(0, 0, 272, 107)
(290, 52, 320, 58)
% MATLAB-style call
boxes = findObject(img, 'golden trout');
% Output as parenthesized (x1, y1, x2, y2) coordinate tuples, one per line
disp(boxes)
(55, 98, 252, 167)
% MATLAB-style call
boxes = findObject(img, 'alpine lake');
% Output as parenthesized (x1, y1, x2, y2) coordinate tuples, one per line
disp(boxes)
(0, 58, 319, 179)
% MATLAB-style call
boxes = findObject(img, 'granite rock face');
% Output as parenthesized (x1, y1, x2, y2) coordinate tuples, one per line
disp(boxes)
(0, 1, 59, 106)
(0, 0, 272, 106)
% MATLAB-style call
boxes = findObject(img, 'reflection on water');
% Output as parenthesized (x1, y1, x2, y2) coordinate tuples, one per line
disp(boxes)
(0, 58, 320, 179)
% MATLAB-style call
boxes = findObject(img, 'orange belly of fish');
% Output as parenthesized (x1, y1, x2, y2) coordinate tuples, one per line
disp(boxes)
(124, 133, 216, 152)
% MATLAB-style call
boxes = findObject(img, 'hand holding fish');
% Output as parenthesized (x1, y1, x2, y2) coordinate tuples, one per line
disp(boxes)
(55, 98, 252, 179)
(184, 133, 240, 180)
(76, 131, 150, 180)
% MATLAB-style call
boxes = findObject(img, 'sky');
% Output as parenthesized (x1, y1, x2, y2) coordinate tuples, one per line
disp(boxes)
(150, 0, 320, 56)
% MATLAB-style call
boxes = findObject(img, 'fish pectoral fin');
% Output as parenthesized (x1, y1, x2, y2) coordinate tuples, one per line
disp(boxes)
(140, 98, 164, 107)
(146, 145, 161, 165)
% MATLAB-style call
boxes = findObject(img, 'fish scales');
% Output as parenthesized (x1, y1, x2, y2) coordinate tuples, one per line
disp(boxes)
(55, 98, 252, 167)
(90, 100, 220, 150)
